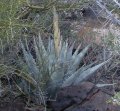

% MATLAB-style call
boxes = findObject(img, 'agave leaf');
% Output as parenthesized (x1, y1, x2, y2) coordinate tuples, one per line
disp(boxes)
(58, 36, 63, 55)
(25, 38, 29, 51)
(59, 42, 66, 61)
(47, 39, 57, 74)
(67, 45, 90, 75)
(67, 41, 75, 56)
(74, 59, 111, 85)
(47, 37, 53, 52)
(59, 41, 68, 62)
(34, 37, 48, 74)
(51, 63, 65, 82)
(20, 41, 40, 78)
(63, 40, 69, 61)
(38, 33, 47, 57)
(66, 41, 81, 62)
(62, 62, 96, 87)
(48, 65, 65, 99)
(96, 83, 116, 87)
(62, 68, 83, 87)
(34, 38, 41, 63)
(72, 43, 81, 58)
(72, 44, 90, 63)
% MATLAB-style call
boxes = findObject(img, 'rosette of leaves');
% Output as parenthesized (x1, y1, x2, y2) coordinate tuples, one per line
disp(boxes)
(19, 6, 110, 100)
(20, 34, 110, 100)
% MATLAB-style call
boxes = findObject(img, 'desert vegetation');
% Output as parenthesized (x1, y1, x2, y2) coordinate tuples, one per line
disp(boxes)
(0, 0, 120, 111)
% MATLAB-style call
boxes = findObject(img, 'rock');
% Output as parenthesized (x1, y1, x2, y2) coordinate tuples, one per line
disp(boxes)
(50, 82, 120, 111)
(50, 82, 95, 111)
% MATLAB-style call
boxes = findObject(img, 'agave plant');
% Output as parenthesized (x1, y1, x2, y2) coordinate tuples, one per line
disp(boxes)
(19, 6, 110, 100)
(20, 34, 110, 99)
